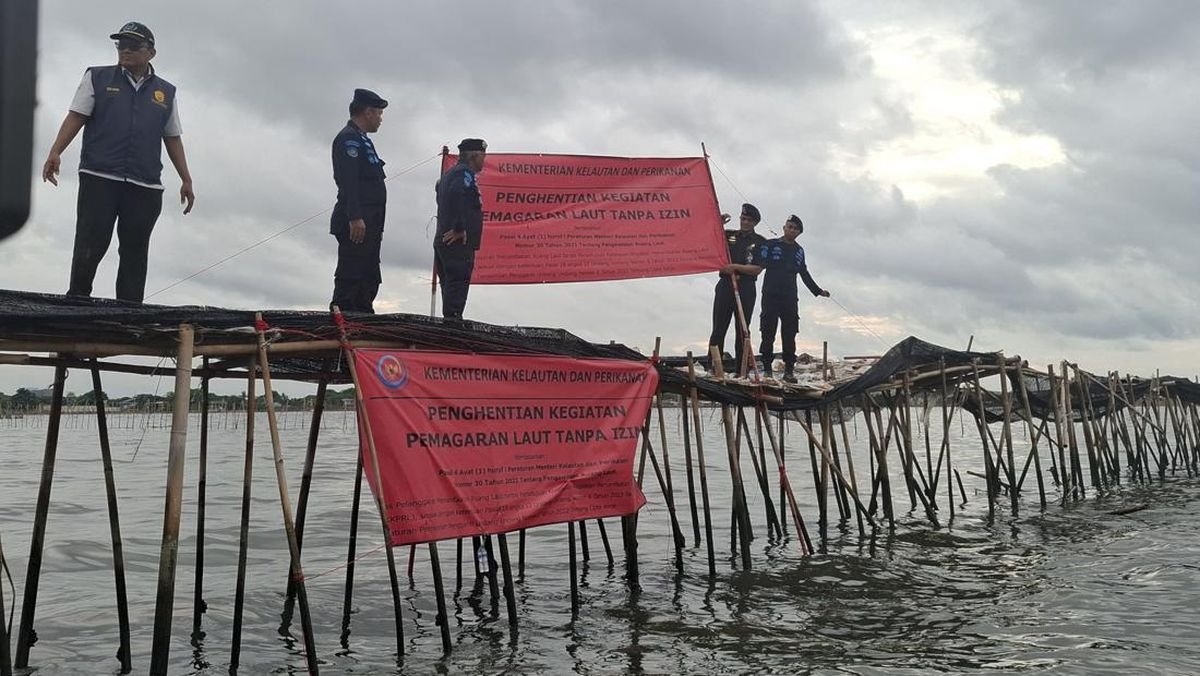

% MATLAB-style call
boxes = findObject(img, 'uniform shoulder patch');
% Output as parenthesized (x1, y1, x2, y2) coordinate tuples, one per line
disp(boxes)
(346, 146, 359, 158)
(463, 172, 475, 187)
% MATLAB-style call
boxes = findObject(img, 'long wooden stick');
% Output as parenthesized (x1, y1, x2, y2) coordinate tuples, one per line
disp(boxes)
(14, 364, 66, 670)
(340, 454, 365, 641)
(254, 316, 320, 674)
(0, 529, 10, 676)
(230, 358, 257, 670)
(283, 370, 329, 626)
(148, 325, 195, 675)
(191, 363, 210, 645)
(92, 365, 132, 672)
(333, 309, 406, 656)
(686, 353, 717, 576)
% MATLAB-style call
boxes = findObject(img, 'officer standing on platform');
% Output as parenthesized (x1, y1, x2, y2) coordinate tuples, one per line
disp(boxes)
(42, 21, 195, 303)
(330, 88, 388, 313)
(708, 203, 766, 374)
(435, 138, 487, 319)
(755, 214, 830, 383)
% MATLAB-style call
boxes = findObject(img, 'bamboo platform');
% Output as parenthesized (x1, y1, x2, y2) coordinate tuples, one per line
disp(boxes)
(1, 288, 1198, 675)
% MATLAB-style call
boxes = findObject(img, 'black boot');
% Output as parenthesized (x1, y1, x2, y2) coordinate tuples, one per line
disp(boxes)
(783, 365, 797, 383)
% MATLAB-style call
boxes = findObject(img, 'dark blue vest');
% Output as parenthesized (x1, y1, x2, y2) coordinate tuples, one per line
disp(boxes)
(80, 65, 176, 187)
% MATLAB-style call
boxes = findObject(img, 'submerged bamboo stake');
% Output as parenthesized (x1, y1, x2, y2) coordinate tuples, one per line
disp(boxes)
(835, 403, 866, 535)
(340, 455, 365, 640)
(254, 317, 320, 673)
(755, 405, 811, 553)
(14, 364, 66, 670)
(939, 359, 956, 519)
(191, 363, 209, 645)
(334, 310, 407, 656)
(968, 359, 998, 520)
(92, 365, 132, 672)
(568, 523, 580, 616)
(996, 354, 1019, 515)
(149, 324, 195, 675)
(679, 398, 702, 547)
(496, 532, 518, 630)
(230, 357, 257, 670)
(0, 530, 10, 676)
(1013, 365, 1048, 509)
(1047, 365, 1071, 500)
(686, 353, 717, 576)
(283, 371, 329, 627)
(737, 409, 782, 537)
(709, 347, 753, 564)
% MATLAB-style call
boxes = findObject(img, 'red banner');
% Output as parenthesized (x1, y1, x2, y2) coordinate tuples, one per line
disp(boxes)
(441, 152, 730, 284)
(354, 349, 657, 546)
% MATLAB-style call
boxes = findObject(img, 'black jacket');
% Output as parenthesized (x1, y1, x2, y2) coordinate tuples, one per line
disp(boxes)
(435, 160, 484, 250)
(330, 120, 386, 232)
(754, 238, 824, 299)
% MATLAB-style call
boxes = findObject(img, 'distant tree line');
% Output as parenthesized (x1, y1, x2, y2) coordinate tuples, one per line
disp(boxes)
(0, 386, 358, 412)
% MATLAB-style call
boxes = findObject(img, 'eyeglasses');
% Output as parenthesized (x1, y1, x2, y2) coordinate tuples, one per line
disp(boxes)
(114, 39, 150, 52)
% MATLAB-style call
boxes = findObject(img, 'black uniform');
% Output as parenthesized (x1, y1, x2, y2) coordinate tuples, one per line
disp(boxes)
(754, 238, 824, 372)
(434, 159, 483, 319)
(708, 228, 766, 370)
(329, 120, 386, 313)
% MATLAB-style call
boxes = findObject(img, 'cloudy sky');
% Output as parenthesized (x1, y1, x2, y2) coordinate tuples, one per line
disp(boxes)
(3, 1, 1198, 394)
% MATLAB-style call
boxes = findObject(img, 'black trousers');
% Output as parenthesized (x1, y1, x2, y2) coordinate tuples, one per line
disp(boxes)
(331, 204, 385, 314)
(436, 246, 475, 319)
(67, 173, 164, 302)
(708, 276, 756, 369)
(759, 295, 799, 370)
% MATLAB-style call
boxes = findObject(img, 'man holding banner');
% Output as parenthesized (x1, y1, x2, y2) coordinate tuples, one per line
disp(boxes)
(434, 138, 487, 319)
(756, 214, 830, 383)
(708, 203, 766, 374)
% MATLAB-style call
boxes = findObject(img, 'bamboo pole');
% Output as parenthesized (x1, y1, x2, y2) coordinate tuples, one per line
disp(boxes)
(835, 403, 866, 535)
(803, 409, 826, 540)
(0, 530, 9, 676)
(340, 455, 364, 641)
(333, 309, 406, 656)
(787, 412, 876, 530)
(938, 359, 956, 519)
(496, 532, 518, 631)
(254, 317, 320, 673)
(860, 396, 894, 529)
(709, 346, 754, 563)
(230, 357, 257, 670)
(1012, 363, 1048, 509)
(1047, 365, 1071, 499)
(149, 324, 195, 675)
(755, 405, 812, 554)
(283, 370, 329, 627)
(996, 354, 1019, 515)
(568, 523, 579, 617)
(686, 353, 717, 576)
(638, 426, 686, 567)
(92, 365, 132, 672)
(191, 363, 210, 644)
(14, 364, 66, 669)
(737, 409, 782, 537)
(1061, 365, 1086, 498)
(595, 519, 614, 567)
(968, 359, 997, 520)
(679, 396, 702, 547)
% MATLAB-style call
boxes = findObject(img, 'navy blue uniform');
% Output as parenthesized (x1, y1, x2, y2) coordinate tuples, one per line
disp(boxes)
(708, 229, 766, 371)
(434, 159, 483, 319)
(329, 120, 386, 313)
(754, 238, 825, 371)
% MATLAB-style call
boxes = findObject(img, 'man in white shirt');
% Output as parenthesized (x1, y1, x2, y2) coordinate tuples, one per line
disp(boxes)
(41, 21, 195, 302)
